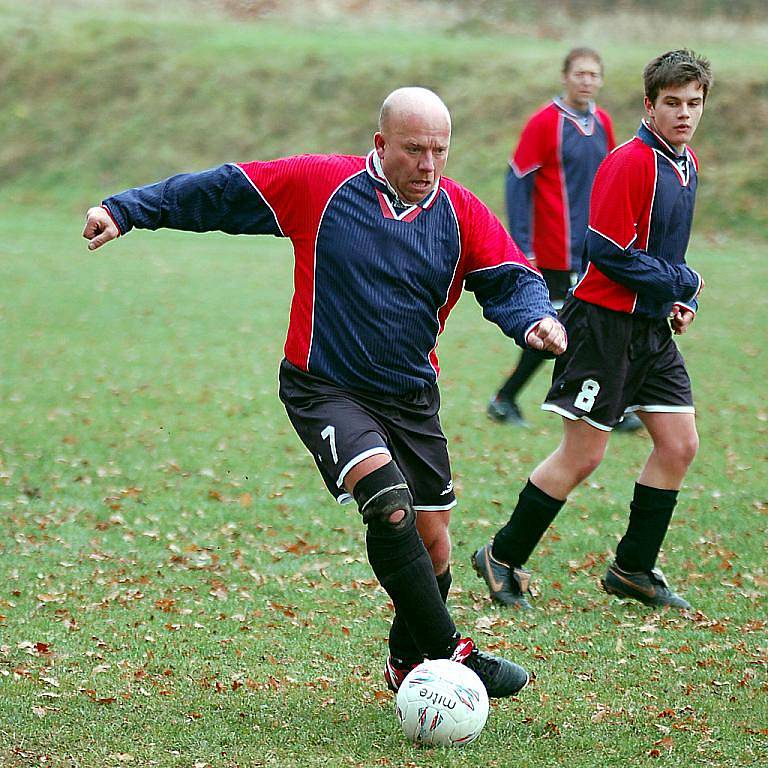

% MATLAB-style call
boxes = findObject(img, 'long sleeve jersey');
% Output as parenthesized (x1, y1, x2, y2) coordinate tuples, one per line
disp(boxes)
(505, 98, 615, 271)
(103, 151, 555, 397)
(573, 121, 702, 319)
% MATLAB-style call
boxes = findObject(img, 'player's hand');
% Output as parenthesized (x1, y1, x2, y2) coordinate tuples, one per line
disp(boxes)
(83, 206, 119, 250)
(527, 316, 567, 355)
(671, 305, 695, 335)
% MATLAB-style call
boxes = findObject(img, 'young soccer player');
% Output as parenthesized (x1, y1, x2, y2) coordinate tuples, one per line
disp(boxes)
(474, 50, 713, 610)
(488, 48, 645, 430)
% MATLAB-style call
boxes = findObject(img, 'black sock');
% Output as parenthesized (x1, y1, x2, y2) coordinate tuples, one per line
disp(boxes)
(492, 479, 565, 567)
(389, 568, 452, 662)
(615, 483, 678, 573)
(366, 522, 456, 660)
(498, 349, 546, 401)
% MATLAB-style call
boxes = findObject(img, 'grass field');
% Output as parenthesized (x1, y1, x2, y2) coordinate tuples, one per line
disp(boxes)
(1, 1, 767, 765)
(1, 203, 766, 767)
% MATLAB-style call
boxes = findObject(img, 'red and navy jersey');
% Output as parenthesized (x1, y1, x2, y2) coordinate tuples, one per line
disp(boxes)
(103, 152, 555, 396)
(505, 98, 615, 271)
(574, 121, 703, 319)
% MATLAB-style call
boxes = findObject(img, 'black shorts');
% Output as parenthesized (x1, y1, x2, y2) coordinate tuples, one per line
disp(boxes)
(543, 298, 695, 431)
(278, 360, 456, 510)
(540, 268, 577, 310)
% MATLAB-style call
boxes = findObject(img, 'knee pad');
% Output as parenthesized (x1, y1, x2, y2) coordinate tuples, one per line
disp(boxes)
(352, 462, 415, 531)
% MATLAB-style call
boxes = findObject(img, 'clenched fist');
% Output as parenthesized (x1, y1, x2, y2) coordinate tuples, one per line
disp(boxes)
(526, 316, 567, 355)
(82, 206, 120, 250)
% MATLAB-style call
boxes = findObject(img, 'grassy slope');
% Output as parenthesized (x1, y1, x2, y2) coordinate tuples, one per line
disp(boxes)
(0, 2, 766, 233)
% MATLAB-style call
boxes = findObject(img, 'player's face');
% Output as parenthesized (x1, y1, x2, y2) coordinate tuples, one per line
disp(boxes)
(374, 111, 451, 204)
(645, 81, 705, 151)
(562, 56, 603, 110)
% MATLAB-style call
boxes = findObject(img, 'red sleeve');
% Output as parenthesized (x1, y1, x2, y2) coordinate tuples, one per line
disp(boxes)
(237, 154, 364, 238)
(597, 108, 617, 152)
(687, 146, 699, 172)
(589, 140, 654, 248)
(441, 179, 554, 348)
(449, 182, 533, 273)
(510, 106, 555, 177)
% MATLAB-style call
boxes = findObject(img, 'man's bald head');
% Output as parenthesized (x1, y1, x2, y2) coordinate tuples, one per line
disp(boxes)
(374, 87, 452, 205)
(378, 87, 452, 135)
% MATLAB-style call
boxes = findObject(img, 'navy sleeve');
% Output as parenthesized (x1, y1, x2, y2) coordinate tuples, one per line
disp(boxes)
(585, 229, 702, 305)
(505, 166, 536, 257)
(102, 164, 282, 237)
(676, 296, 699, 314)
(465, 264, 557, 350)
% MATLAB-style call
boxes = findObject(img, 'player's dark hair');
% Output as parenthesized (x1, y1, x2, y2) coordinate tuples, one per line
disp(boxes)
(644, 49, 713, 104)
(562, 47, 603, 76)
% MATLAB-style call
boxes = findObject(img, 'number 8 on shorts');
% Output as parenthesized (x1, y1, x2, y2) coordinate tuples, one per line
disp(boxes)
(574, 379, 600, 413)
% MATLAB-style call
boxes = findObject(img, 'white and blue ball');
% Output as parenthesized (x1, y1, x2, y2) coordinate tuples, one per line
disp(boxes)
(395, 659, 489, 746)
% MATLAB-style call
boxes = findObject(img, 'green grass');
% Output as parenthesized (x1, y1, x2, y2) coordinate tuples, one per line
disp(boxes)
(1, 204, 766, 767)
(1, 2, 766, 764)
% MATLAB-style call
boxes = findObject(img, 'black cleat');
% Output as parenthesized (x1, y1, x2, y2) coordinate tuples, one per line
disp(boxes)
(614, 412, 644, 432)
(602, 562, 691, 609)
(471, 542, 533, 609)
(487, 396, 528, 427)
(450, 637, 529, 698)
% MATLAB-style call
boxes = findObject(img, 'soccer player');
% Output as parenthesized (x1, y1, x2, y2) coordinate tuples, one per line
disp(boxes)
(473, 50, 712, 610)
(488, 48, 641, 431)
(83, 87, 567, 697)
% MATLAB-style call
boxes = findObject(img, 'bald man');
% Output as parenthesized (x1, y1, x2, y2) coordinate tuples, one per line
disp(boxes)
(83, 87, 566, 699)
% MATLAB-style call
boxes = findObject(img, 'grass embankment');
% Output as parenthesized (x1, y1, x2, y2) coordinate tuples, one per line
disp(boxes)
(0, 1, 766, 234)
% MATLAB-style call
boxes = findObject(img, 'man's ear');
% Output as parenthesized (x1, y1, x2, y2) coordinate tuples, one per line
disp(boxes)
(374, 131, 386, 157)
(644, 95, 655, 118)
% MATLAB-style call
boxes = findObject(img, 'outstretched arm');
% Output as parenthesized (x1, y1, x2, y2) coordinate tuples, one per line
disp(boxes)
(81, 164, 286, 251)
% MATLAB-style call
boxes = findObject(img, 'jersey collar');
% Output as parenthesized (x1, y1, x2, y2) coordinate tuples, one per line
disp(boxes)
(366, 150, 441, 210)
(638, 119, 692, 161)
(553, 95, 596, 118)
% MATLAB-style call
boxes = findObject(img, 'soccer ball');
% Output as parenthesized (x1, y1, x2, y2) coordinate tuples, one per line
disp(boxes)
(395, 659, 489, 746)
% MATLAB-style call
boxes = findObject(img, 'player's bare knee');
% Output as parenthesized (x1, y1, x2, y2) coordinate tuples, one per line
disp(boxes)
(583, 452, 604, 478)
(667, 433, 699, 469)
(680, 432, 699, 466)
(423, 533, 451, 573)
(653, 429, 699, 470)
(352, 461, 415, 532)
(558, 437, 605, 479)
(567, 449, 604, 483)
(428, 548, 451, 575)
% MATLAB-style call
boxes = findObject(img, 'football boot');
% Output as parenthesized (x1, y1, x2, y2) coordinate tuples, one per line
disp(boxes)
(450, 637, 530, 698)
(602, 562, 691, 609)
(472, 542, 533, 609)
